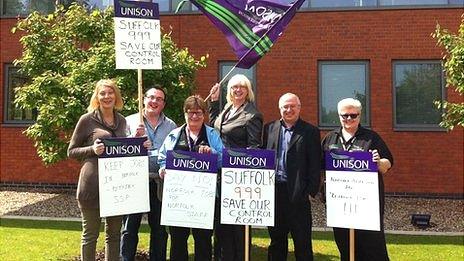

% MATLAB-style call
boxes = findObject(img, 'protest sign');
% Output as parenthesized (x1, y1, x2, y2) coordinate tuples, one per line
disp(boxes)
(98, 137, 149, 217)
(325, 150, 380, 231)
(221, 148, 275, 226)
(160, 151, 218, 229)
(114, 0, 161, 69)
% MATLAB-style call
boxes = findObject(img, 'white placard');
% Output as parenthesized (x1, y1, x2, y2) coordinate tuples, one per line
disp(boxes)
(326, 170, 380, 231)
(161, 170, 217, 229)
(98, 155, 150, 217)
(114, 17, 161, 69)
(220, 168, 275, 226)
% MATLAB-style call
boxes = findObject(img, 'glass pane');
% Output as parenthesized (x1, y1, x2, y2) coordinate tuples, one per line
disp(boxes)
(171, 0, 190, 12)
(379, 0, 447, 5)
(310, 0, 376, 8)
(6, 66, 36, 122)
(395, 63, 442, 125)
(157, 0, 169, 12)
(86, 0, 113, 10)
(3, 0, 27, 15)
(219, 63, 256, 109)
(449, 0, 464, 5)
(320, 63, 368, 126)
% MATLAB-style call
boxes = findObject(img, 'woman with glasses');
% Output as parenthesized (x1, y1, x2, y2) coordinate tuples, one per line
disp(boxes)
(321, 98, 393, 261)
(158, 95, 224, 261)
(208, 74, 263, 261)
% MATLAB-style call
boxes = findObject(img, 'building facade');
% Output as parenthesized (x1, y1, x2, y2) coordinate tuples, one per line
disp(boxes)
(1, 0, 463, 196)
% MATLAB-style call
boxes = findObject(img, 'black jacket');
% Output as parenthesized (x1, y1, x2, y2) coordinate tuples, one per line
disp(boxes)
(263, 118, 321, 202)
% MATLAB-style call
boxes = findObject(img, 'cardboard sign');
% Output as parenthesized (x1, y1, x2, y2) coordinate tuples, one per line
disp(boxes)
(114, 0, 161, 69)
(160, 151, 218, 229)
(325, 150, 380, 231)
(221, 148, 276, 226)
(98, 137, 149, 217)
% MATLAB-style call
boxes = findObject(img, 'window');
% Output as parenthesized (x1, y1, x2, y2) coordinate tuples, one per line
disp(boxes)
(2, 0, 55, 16)
(308, 0, 376, 8)
(393, 61, 444, 130)
(319, 61, 370, 127)
(305, 0, 462, 8)
(1, 0, 114, 17)
(3, 64, 36, 124)
(379, 0, 448, 5)
(218, 62, 257, 110)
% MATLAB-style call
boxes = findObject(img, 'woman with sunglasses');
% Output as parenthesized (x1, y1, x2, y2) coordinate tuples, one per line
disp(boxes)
(158, 95, 224, 261)
(321, 98, 393, 261)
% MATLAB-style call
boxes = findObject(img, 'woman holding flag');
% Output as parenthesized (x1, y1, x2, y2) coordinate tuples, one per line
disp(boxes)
(208, 74, 263, 261)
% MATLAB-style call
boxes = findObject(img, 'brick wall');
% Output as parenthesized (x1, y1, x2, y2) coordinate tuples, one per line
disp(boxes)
(1, 8, 463, 195)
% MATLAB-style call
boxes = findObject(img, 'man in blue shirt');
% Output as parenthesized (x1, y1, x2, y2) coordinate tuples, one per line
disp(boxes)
(121, 86, 177, 261)
(263, 93, 321, 261)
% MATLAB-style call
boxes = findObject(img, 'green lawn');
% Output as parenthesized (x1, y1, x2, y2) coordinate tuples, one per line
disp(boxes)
(0, 218, 463, 260)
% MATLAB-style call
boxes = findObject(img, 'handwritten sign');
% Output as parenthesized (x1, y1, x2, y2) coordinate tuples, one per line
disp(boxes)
(161, 151, 218, 229)
(221, 149, 276, 226)
(98, 137, 149, 217)
(325, 150, 380, 231)
(114, 0, 161, 69)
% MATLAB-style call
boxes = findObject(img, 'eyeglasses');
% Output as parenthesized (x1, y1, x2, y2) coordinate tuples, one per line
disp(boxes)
(231, 85, 246, 90)
(186, 111, 204, 117)
(340, 113, 360, 120)
(146, 95, 165, 102)
(280, 104, 300, 110)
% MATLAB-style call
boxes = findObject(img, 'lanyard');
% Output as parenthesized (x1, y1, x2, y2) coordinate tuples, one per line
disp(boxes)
(339, 136, 357, 151)
(185, 127, 198, 152)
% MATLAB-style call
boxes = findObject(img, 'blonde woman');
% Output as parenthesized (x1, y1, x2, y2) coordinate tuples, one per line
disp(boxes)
(208, 74, 263, 261)
(68, 79, 143, 260)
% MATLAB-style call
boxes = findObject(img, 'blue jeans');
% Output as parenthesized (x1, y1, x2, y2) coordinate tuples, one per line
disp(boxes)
(121, 180, 167, 261)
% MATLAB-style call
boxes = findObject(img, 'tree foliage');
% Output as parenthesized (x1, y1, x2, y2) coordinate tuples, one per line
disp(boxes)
(432, 14, 464, 130)
(13, 3, 207, 165)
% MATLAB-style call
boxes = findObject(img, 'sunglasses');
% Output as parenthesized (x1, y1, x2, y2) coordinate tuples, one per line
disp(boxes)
(340, 113, 359, 120)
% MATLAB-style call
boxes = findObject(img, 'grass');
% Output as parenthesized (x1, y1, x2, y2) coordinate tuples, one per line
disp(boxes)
(0, 218, 463, 260)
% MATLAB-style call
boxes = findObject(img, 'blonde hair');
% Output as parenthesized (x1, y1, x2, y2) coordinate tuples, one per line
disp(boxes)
(337, 98, 362, 114)
(87, 79, 124, 112)
(226, 74, 255, 104)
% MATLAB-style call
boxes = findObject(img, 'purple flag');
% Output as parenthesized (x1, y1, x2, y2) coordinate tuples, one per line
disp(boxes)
(191, 0, 305, 68)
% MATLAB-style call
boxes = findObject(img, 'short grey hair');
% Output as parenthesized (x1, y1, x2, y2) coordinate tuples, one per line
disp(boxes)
(278, 93, 301, 108)
(337, 98, 362, 114)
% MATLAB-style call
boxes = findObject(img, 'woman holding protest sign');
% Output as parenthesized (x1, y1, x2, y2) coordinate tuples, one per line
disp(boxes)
(208, 74, 263, 261)
(158, 95, 224, 261)
(68, 79, 126, 261)
(68, 79, 147, 261)
(321, 98, 393, 261)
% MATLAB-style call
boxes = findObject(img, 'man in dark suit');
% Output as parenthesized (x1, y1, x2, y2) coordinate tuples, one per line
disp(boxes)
(263, 93, 321, 261)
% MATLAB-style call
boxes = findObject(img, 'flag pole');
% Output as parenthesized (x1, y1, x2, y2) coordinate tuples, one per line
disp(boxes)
(204, 0, 302, 101)
(350, 228, 355, 261)
(138, 69, 143, 124)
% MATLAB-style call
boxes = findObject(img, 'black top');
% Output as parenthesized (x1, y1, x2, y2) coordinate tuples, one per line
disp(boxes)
(209, 100, 263, 148)
(174, 124, 209, 152)
(322, 125, 394, 168)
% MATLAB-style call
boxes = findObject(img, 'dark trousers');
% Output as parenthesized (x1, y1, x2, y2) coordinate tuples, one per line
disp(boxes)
(214, 224, 251, 261)
(268, 183, 313, 261)
(333, 228, 389, 261)
(213, 199, 251, 261)
(334, 177, 389, 261)
(121, 180, 167, 261)
(169, 226, 212, 261)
